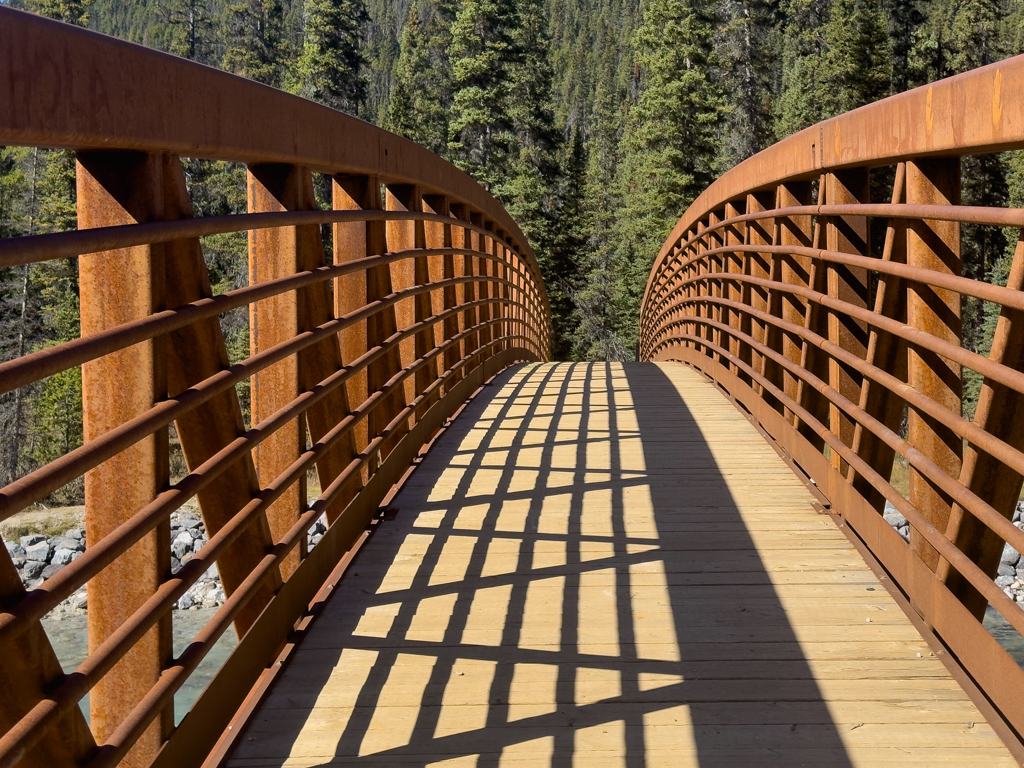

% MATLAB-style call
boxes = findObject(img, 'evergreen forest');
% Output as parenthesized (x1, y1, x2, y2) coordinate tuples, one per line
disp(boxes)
(2, 0, 1024, 500)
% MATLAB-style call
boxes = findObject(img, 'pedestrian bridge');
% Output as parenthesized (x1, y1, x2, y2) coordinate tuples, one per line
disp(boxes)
(3, 8, 1024, 767)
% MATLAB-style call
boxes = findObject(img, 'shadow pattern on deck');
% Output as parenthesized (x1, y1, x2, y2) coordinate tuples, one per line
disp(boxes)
(227, 362, 1012, 766)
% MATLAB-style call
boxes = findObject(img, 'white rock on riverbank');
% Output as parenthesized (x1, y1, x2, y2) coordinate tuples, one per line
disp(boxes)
(6, 509, 332, 620)
(883, 499, 1024, 603)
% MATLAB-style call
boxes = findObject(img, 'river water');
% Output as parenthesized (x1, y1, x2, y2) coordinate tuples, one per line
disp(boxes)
(42, 608, 238, 725)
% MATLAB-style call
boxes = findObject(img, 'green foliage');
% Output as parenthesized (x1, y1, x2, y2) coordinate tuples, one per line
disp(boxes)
(222, 0, 289, 85)
(292, 0, 367, 113)
(547, 128, 588, 359)
(911, 0, 1003, 81)
(0, 148, 26, 239)
(604, 0, 726, 354)
(24, 362, 83, 504)
(817, 0, 891, 116)
(717, 0, 779, 164)
(16, 0, 1024, 384)
(882, 0, 923, 92)
(25, 0, 91, 25)
(158, 0, 217, 62)
(384, 6, 452, 155)
(776, 0, 890, 136)
(447, 0, 520, 187)
(775, 0, 830, 136)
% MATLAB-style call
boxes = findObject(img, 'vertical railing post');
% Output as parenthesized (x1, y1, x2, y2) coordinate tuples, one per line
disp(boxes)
(746, 192, 774, 393)
(905, 158, 962, 572)
(496, 233, 510, 354)
(778, 182, 827, 447)
(424, 195, 456, 380)
(707, 213, 724, 362)
(252, 165, 360, 526)
(792, 177, 830, 450)
(695, 221, 710, 355)
(162, 155, 278, 634)
(423, 196, 460, 387)
(451, 205, 478, 362)
(385, 185, 422, 414)
(763, 183, 811, 419)
(825, 170, 870, 473)
(942, 233, 1024, 617)
(246, 164, 308, 577)
(78, 150, 173, 766)
(334, 175, 405, 467)
(685, 236, 697, 355)
(478, 222, 494, 361)
(470, 213, 487, 366)
(724, 202, 745, 378)
(849, 164, 909, 511)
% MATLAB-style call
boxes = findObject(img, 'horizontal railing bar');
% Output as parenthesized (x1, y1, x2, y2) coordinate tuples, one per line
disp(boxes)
(0, 209, 517, 268)
(0, 298, 520, 644)
(0, 274, 526, 520)
(0, 321, 526, 765)
(648, 270, 1024, 400)
(672, 330, 1024, 636)
(646, 243, 1024, 316)
(672, 294, 1024, 485)
(662, 203, 1024, 260)
(666, 311, 1024, 563)
(0, 246, 540, 396)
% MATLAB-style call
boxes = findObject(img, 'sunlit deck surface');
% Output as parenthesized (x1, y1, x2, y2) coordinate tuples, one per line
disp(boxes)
(227, 362, 1015, 767)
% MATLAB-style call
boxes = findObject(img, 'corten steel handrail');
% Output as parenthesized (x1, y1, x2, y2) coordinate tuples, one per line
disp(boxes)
(640, 54, 1024, 757)
(0, 8, 551, 768)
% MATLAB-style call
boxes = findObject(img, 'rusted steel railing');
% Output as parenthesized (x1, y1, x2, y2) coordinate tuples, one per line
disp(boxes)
(641, 55, 1024, 752)
(0, 9, 550, 768)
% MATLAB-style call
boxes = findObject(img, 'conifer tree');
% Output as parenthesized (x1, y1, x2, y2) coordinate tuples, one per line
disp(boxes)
(385, 5, 451, 155)
(573, 72, 630, 362)
(547, 127, 587, 359)
(500, 0, 562, 288)
(222, 0, 288, 86)
(882, 0, 924, 92)
(775, 0, 830, 136)
(24, 0, 91, 25)
(447, 0, 520, 188)
(817, 0, 892, 116)
(608, 0, 725, 355)
(159, 0, 216, 63)
(912, 0, 1002, 82)
(718, 0, 778, 165)
(293, 0, 368, 113)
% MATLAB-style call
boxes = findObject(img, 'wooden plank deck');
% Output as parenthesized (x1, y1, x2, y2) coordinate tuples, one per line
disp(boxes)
(226, 362, 1018, 767)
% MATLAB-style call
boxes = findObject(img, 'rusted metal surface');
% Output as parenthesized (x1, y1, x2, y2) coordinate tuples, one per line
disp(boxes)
(905, 159, 962, 572)
(942, 235, 1024, 618)
(0, 15, 550, 768)
(641, 56, 1024, 756)
(824, 170, 869, 474)
(78, 151, 174, 767)
(385, 185, 426, 414)
(247, 164, 308, 580)
(161, 154, 278, 637)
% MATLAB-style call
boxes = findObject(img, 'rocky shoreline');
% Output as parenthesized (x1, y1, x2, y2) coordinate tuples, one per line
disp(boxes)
(6, 500, 1024, 618)
(5, 511, 328, 620)
(882, 499, 1024, 603)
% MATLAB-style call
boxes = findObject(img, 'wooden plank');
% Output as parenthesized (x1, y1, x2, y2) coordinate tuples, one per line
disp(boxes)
(226, 362, 1016, 766)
